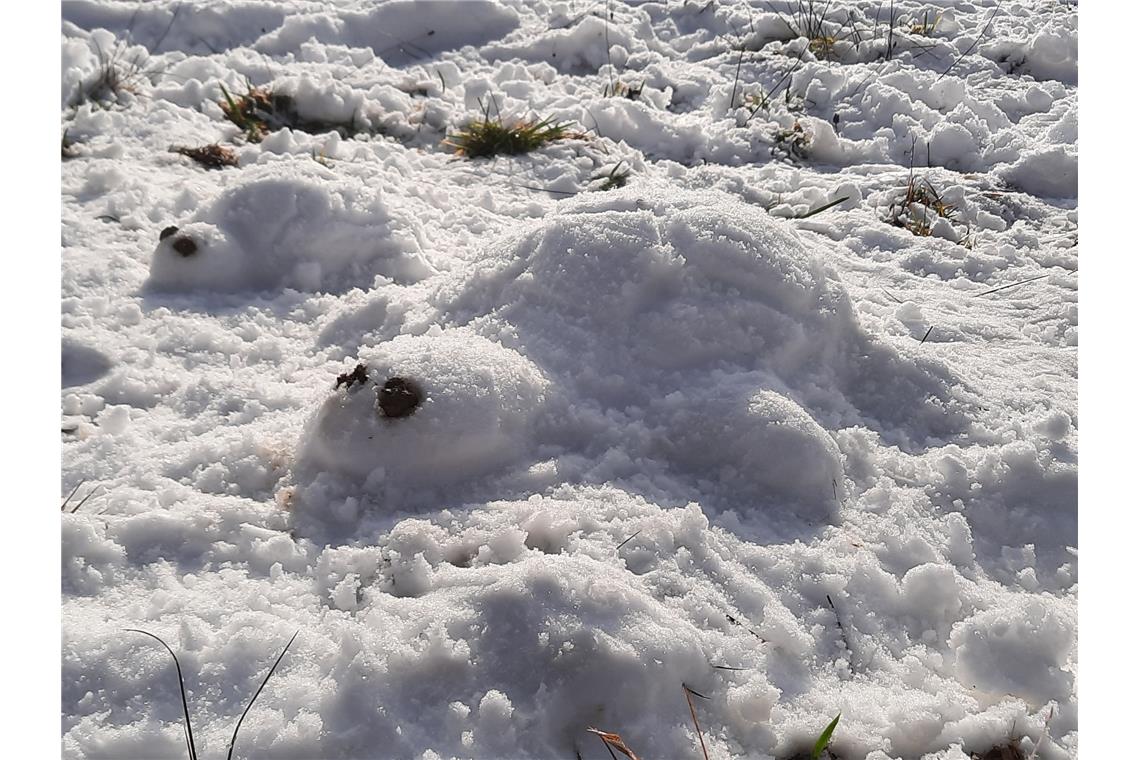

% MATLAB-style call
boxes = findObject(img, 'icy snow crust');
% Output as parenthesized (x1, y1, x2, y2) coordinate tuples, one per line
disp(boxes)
(62, 1, 1076, 758)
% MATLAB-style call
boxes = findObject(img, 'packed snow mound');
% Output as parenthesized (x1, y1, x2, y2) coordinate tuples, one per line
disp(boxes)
(999, 146, 1078, 199)
(145, 163, 433, 294)
(652, 385, 844, 515)
(950, 597, 1076, 705)
(460, 185, 856, 388)
(294, 330, 549, 530)
(61, 337, 111, 388)
(447, 185, 966, 488)
(257, 0, 520, 64)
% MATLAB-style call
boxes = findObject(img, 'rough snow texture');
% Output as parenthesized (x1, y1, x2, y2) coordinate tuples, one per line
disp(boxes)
(62, 1, 1077, 759)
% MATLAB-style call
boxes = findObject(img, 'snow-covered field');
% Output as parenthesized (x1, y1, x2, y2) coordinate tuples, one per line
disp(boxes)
(60, 1, 1077, 758)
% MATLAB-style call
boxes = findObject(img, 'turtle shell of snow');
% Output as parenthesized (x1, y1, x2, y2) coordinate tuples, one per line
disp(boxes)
(456, 184, 857, 390)
(145, 162, 434, 294)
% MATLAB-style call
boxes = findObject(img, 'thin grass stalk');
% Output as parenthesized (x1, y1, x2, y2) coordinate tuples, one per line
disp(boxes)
(126, 629, 198, 760)
(683, 684, 710, 760)
(227, 631, 300, 760)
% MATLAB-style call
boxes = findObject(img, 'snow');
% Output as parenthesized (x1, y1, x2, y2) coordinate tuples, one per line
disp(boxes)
(145, 162, 434, 293)
(61, 0, 1077, 758)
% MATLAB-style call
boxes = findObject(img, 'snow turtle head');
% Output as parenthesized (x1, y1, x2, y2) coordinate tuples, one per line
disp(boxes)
(144, 221, 250, 293)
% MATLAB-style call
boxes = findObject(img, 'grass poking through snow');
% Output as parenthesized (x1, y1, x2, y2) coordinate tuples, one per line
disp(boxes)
(126, 629, 198, 759)
(446, 100, 577, 158)
(602, 80, 644, 99)
(771, 121, 812, 161)
(887, 139, 960, 238)
(591, 161, 631, 191)
(226, 631, 300, 760)
(71, 36, 157, 107)
(125, 628, 299, 760)
(888, 173, 957, 237)
(812, 713, 841, 759)
(219, 82, 281, 142)
(61, 481, 102, 513)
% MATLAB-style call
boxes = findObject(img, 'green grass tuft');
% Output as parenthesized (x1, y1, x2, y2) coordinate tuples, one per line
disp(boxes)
(219, 82, 281, 142)
(811, 713, 841, 760)
(445, 105, 576, 158)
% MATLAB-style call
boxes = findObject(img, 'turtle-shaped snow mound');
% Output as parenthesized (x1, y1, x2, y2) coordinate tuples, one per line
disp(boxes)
(145, 163, 433, 294)
(439, 185, 971, 512)
(294, 185, 971, 535)
(293, 330, 549, 533)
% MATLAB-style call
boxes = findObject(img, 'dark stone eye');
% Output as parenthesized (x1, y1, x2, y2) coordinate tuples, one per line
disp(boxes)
(172, 237, 198, 257)
(378, 377, 423, 418)
(159, 225, 179, 241)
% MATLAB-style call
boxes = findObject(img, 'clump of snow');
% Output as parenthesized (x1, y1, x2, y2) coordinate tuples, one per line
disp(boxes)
(999, 146, 1078, 199)
(984, 16, 1078, 86)
(145, 162, 433, 294)
(294, 330, 549, 532)
(951, 597, 1076, 705)
(257, 0, 520, 64)
(651, 386, 844, 519)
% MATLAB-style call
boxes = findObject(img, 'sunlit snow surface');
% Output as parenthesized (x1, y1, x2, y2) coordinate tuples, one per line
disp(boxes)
(62, 1, 1076, 758)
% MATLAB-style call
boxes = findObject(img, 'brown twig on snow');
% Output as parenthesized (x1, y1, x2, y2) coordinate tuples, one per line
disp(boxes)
(587, 728, 641, 760)
(683, 684, 711, 760)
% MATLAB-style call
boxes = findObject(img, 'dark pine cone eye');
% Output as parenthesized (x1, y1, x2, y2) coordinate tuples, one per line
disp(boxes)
(377, 377, 423, 418)
(160, 225, 179, 241)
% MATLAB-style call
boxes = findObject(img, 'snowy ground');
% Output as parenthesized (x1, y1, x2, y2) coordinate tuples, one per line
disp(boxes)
(61, 1, 1077, 758)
